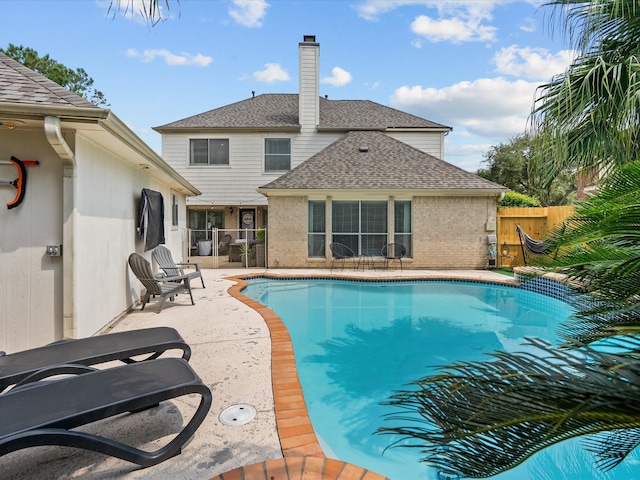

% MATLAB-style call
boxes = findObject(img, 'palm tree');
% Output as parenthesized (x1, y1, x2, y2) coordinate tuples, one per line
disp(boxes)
(377, 161, 640, 478)
(108, 0, 175, 24)
(532, 0, 640, 183)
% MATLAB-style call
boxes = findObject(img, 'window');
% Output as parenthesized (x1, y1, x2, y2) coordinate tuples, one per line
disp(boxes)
(265, 138, 291, 171)
(394, 201, 412, 257)
(188, 209, 224, 246)
(171, 194, 179, 226)
(332, 201, 387, 256)
(308, 201, 326, 257)
(189, 139, 229, 165)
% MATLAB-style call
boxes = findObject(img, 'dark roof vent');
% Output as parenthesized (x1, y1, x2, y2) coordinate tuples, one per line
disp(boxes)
(303, 35, 316, 42)
(359, 146, 369, 153)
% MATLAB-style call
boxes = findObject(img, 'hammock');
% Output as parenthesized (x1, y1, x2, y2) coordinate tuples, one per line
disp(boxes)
(516, 224, 551, 264)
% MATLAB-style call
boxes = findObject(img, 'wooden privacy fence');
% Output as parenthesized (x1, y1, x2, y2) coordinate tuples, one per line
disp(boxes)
(497, 206, 575, 267)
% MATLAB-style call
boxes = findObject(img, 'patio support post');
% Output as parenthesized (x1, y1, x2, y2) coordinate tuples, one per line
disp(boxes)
(388, 196, 395, 245)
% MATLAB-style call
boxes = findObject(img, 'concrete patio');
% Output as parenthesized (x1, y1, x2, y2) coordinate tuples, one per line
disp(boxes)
(0, 267, 513, 480)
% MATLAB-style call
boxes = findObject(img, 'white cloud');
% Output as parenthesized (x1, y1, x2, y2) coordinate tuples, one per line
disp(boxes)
(492, 45, 576, 81)
(321, 67, 352, 87)
(125, 48, 212, 66)
(354, 0, 545, 21)
(445, 141, 494, 170)
(519, 17, 536, 33)
(390, 77, 539, 138)
(354, 0, 414, 21)
(229, 0, 270, 28)
(252, 63, 290, 83)
(411, 14, 497, 43)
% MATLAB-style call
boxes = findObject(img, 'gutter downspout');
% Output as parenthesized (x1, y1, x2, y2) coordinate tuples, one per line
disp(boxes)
(44, 116, 77, 339)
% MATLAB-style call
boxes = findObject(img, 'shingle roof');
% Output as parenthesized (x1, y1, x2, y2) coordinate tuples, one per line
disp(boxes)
(259, 131, 506, 191)
(153, 94, 449, 131)
(319, 99, 445, 129)
(0, 52, 95, 108)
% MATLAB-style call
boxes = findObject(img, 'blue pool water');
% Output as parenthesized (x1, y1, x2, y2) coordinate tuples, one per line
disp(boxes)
(242, 278, 640, 480)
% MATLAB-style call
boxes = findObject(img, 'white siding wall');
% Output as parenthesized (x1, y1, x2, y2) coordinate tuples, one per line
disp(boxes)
(387, 131, 444, 159)
(162, 131, 343, 206)
(162, 129, 446, 209)
(299, 40, 319, 130)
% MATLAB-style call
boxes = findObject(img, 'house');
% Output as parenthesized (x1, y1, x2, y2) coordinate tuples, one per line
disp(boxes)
(0, 53, 200, 352)
(155, 35, 507, 269)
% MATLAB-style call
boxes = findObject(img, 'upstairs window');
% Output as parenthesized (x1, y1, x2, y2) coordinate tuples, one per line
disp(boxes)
(265, 138, 291, 172)
(190, 139, 229, 165)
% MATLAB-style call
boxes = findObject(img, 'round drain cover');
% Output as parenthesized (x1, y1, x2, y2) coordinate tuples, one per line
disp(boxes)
(219, 404, 257, 426)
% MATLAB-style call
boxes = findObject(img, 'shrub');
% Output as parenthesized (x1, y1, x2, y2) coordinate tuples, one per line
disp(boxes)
(499, 191, 541, 207)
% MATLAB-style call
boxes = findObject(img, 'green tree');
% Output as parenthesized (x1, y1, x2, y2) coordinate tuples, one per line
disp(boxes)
(1, 44, 108, 107)
(477, 134, 576, 205)
(532, 0, 640, 182)
(378, 161, 640, 477)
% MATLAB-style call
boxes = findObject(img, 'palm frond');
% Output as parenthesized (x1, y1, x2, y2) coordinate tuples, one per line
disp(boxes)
(533, 1, 640, 177)
(378, 338, 640, 478)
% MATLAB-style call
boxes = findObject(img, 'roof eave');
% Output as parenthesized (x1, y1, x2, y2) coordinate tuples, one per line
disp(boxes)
(0, 102, 110, 121)
(99, 112, 202, 196)
(258, 187, 508, 197)
(315, 126, 386, 132)
(153, 125, 301, 134)
(315, 126, 451, 133)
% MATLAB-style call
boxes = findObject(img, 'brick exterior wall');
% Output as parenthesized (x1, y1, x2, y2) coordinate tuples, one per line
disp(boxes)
(267, 196, 313, 268)
(266, 195, 497, 269)
(413, 196, 494, 269)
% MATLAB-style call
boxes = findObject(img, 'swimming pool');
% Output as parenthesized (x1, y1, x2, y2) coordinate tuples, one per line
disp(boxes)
(242, 277, 640, 480)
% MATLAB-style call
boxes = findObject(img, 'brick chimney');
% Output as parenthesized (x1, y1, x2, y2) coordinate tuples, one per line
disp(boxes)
(299, 35, 319, 131)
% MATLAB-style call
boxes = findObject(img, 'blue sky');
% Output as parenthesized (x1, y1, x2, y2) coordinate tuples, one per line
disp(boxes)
(1, 0, 574, 171)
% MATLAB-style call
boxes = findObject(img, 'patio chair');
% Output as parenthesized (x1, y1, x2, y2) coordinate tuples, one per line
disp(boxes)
(0, 357, 212, 467)
(329, 242, 357, 272)
(128, 253, 195, 313)
(218, 234, 232, 255)
(381, 243, 407, 271)
(0, 327, 190, 393)
(153, 245, 205, 288)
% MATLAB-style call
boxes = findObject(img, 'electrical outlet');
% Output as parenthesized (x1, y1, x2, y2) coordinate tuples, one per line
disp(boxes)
(46, 245, 62, 256)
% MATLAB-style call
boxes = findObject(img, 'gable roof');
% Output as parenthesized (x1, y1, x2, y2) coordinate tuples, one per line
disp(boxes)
(153, 94, 449, 132)
(0, 52, 96, 108)
(258, 131, 506, 193)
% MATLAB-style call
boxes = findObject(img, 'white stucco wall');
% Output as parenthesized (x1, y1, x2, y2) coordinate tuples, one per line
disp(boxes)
(0, 128, 192, 353)
(74, 136, 189, 338)
(0, 128, 64, 352)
